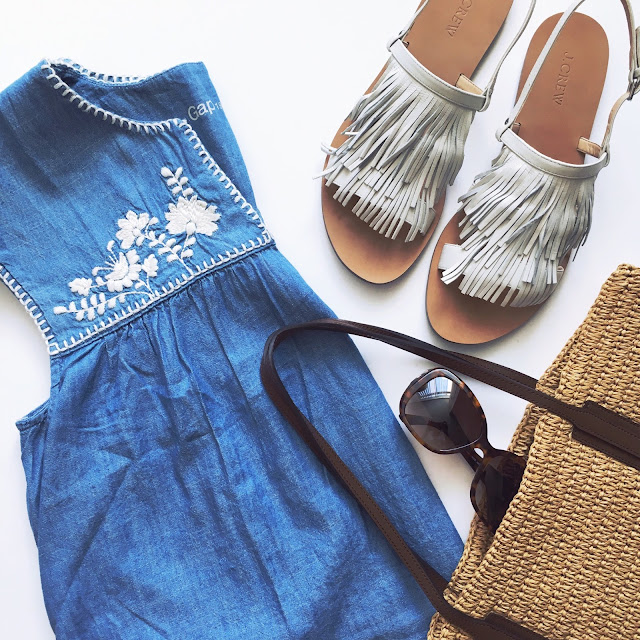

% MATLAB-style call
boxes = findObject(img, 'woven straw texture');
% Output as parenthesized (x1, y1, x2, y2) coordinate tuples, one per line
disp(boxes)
(428, 264, 640, 640)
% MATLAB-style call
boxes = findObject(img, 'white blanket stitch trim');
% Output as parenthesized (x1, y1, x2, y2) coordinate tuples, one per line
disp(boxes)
(0, 265, 57, 348)
(176, 120, 264, 227)
(49, 58, 146, 84)
(41, 60, 176, 133)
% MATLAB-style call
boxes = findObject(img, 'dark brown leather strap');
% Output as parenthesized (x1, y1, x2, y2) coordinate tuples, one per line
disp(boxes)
(260, 318, 640, 640)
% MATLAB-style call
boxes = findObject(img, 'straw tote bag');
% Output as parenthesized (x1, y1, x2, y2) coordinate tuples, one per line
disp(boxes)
(427, 264, 640, 640)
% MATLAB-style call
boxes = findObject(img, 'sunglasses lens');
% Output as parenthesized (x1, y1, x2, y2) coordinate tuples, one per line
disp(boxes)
(473, 452, 526, 530)
(403, 373, 485, 453)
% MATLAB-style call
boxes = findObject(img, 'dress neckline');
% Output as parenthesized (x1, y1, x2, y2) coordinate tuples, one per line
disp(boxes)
(39, 58, 202, 134)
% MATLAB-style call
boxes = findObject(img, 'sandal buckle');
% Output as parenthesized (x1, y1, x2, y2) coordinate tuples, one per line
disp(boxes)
(627, 69, 640, 98)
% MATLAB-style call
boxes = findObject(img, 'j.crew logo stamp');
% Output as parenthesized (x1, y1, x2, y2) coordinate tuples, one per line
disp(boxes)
(447, 0, 473, 37)
(187, 99, 223, 121)
(554, 53, 574, 105)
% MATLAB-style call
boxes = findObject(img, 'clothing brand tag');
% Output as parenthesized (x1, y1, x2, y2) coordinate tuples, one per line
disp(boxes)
(447, 0, 473, 37)
(188, 99, 223, 121)
(554, 53, 573, 105)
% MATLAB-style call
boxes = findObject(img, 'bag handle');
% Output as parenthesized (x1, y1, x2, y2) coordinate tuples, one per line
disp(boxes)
(260, 318, 640, 639)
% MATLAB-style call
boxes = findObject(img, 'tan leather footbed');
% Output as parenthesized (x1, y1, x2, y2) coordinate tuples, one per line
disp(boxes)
(427, 13, 608, 344)
(322, 0, 514, 284)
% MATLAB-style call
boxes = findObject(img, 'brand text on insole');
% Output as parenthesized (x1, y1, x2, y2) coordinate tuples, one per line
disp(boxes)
(447, 0, 473, 37)
(554, 53, 574, 105)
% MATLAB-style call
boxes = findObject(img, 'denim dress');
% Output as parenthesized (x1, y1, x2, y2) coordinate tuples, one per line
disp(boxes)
(0, 59, 462, 639)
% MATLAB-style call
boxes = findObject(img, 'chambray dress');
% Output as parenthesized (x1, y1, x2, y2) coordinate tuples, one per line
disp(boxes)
(0, 59, 462, 639)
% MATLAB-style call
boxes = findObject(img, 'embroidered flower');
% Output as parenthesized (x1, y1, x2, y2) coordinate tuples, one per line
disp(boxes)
(68, 277, 93, 296)
(116, 211, 150, 249)
(142, 254, 159, 278)
(105, 250, 143, 292)
(165, 195, 220, 237)
(54, 166, 237, 324)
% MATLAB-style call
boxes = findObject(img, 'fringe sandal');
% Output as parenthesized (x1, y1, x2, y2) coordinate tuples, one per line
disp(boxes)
(427, 0, 640, 343)
(319, 0, 535, 284)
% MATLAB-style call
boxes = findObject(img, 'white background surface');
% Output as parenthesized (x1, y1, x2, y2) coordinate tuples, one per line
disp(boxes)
(1, 0, 639, 637)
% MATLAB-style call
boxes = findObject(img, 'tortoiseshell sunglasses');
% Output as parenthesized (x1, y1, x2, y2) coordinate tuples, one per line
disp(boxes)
(399, 368, 526, 531)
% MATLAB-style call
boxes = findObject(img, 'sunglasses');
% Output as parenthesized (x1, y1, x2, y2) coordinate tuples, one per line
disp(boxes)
(399, 368, 526, 531)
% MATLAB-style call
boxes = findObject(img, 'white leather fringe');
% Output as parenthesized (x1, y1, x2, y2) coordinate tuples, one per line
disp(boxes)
(441, 145, 596, 307)
(321, 58, 475, 242)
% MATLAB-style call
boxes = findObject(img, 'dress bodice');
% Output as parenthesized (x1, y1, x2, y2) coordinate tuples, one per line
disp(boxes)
(0, 59, 271, 355)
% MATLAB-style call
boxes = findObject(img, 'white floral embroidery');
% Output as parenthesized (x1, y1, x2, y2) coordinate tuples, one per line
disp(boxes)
(102, 249, 143, 292)
(142, 254, 159, 278)
(53, 167, 222, 322)
(68, 277, 93, 296)
(166, 195, 220, 237)
(116, 211, 150, 249)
